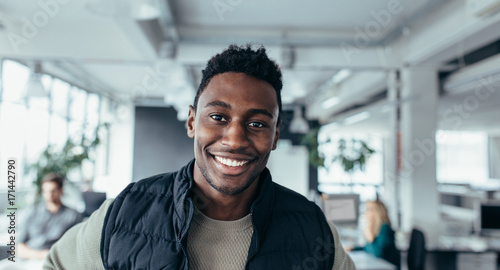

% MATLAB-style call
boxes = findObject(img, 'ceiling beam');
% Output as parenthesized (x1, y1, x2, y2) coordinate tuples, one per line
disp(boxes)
(394, 0, 500, 67)
(114, 16, 159, 60)
(112, 0, 163, 60)
(175, 43, 401, 69)
(307, 71, 388, 122)
(157, 0, 180, 42)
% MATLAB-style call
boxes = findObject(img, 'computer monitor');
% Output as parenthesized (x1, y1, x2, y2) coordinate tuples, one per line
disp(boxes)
(480, 202, 500, 237)
(322, 193, 360, 226)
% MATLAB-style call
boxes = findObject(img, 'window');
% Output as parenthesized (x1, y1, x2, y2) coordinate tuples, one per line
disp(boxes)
(436, 130, 489, 184)
(1, 60, 30, 102)
(317, 129, 383, 202)
(51, 78, 70, 118)
(0, 59, 102, 189)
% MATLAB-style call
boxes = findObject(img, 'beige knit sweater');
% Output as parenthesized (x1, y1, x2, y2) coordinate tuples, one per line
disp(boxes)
(44, 199, 355, 270)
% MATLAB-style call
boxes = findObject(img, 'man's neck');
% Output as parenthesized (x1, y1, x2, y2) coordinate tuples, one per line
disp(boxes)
(192, 176, 260, 221)
(46, 202, 62, 214)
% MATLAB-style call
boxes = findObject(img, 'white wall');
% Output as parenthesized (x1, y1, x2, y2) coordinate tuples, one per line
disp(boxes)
(267, 141, 309, 197)
(93, 101, 135, 199)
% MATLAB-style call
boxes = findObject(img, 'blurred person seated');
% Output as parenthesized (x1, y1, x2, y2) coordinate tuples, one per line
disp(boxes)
(18, 173, 83, 260)
(358, 199, 400, 268)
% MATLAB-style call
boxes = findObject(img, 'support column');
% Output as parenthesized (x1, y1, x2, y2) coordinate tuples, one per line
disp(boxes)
(489, 136, 500, 179)
(383, 70, 400, 228)
(399, 67, 440, 246)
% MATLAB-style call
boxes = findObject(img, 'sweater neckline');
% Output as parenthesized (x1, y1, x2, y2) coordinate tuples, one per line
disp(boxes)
(192, 206, 252, 232)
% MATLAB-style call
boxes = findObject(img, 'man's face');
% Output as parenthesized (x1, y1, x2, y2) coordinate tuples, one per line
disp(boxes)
(187, 72, 280, 196)
(42, 181, 62, 205)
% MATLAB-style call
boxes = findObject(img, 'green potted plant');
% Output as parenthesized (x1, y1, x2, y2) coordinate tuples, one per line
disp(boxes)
(27, 123, 107, 199)
(302, 127, 375, 175)
(332, 138, 375, 174)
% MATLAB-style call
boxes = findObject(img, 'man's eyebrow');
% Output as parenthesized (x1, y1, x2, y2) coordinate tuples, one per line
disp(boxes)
(249, 108, 274, 119)
(205, 101, 275, 119)
(205, 101, 231, 109)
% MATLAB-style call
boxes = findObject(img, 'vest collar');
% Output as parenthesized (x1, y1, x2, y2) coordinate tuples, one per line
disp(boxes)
(173, 159, 276, 250)
(173, 159, 196, 236)
(247, 167, 275, 259)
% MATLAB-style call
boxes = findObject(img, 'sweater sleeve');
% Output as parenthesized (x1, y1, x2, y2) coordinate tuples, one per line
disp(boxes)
(43, 199, 114, 270)
(329, 221, 357, 270)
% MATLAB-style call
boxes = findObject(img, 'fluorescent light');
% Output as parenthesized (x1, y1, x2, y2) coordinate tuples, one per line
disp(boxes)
(332, 69, 351, 84)
(132, 0, 160, 20)
(343, 111, 371, 125)
(321, 96, 340, 109)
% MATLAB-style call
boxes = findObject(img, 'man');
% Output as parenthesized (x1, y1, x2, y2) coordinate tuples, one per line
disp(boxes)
(19, 173, 82, 260)
(45, 45, 355, 269)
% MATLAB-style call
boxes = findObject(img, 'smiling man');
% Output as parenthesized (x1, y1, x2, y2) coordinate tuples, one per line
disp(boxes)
(44, 45, 355, 270)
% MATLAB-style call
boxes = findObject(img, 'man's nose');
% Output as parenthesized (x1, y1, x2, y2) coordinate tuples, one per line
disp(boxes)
(221, 122, 250, 150)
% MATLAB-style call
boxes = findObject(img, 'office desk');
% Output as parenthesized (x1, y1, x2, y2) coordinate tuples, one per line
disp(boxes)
(396, 235, 500, 270)
(349, 251, 397, 270)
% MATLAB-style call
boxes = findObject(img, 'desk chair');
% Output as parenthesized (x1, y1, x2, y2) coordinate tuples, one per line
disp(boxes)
(407, 228, 426, 270)
(0, 246, 8, 260)
(82, 191, 107, 217)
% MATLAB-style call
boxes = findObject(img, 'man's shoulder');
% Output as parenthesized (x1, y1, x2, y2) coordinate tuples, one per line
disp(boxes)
(59, 204, 82, 217)
(136, 171, 177, 184)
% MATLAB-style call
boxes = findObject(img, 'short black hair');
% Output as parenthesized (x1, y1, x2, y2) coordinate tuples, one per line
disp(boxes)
(41, 172, 64, 189)
(194, 44, 283, 122)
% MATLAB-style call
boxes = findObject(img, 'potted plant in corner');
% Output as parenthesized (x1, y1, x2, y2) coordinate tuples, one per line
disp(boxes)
(331, 138, 375, 186)
(302, 127, 375, 186)
(26, 123, 108, 201)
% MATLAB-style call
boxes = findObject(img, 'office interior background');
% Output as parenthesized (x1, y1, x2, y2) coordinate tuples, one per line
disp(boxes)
(1, 0, 500, 269)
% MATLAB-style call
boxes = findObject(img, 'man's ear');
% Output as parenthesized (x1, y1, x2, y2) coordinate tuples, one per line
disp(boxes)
(187, 105, 196, 138)
(272, 120, 281, 150)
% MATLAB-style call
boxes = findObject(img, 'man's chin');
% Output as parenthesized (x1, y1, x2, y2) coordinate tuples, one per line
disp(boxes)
(214, 187, 246, 196)
(207, 177, 255, 196)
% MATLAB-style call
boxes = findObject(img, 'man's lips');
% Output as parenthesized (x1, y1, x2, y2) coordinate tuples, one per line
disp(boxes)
(208, 150, 255, 174)
(214, 156, 250, 167)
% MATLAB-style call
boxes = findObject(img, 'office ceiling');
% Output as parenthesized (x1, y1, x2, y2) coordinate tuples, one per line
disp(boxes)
(1, 0, 500, 132)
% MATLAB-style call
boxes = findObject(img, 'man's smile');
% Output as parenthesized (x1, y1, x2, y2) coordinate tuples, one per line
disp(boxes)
(207, 151, 257, 177)
(214, 156, 250, 167)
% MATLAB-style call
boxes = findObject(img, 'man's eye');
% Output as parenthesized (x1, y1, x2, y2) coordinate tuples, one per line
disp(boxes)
(210, 115, 226, 122)
(249, 122, 264, 128)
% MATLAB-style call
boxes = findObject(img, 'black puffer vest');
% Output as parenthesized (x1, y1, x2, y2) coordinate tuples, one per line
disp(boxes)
(101, 160, 335, 269)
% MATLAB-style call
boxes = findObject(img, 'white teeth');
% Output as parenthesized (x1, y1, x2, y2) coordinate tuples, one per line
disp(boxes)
(215, 156, 249, 167)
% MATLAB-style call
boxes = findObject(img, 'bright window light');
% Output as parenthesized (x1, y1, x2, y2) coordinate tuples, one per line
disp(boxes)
(436, 130, 489, 184)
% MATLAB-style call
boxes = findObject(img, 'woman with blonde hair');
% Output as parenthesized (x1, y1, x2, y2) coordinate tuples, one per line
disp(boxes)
(362, 200, 400, 268)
